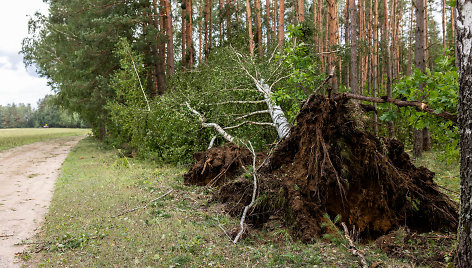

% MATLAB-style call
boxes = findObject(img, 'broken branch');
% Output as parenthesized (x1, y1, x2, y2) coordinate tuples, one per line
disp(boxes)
(186, 102, 236, 143)
(339, 93, 457, 123)
(235, 110, 270, 120)
(209, 100, 267, 105)
(233, 141, 257, 244)
(341, 222, 368, 268)
(224, 121, 275, 130)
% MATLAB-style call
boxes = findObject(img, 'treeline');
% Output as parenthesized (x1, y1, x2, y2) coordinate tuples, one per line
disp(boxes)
(22, 0, 458, 162)
(0, 95, 87, 129)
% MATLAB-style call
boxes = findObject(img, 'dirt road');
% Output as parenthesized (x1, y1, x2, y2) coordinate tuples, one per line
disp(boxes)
(0, 136, 84, 268)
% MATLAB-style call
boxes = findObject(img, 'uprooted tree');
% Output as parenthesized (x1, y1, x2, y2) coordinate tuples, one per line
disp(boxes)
(184, 63, 459, 242)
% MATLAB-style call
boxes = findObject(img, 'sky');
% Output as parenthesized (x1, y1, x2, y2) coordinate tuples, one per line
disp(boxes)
(0, 0, 49, 108)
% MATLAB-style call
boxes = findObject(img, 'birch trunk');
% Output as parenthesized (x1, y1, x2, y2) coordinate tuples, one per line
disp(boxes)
(257, 81, 291, 139)
(455, 1, 472, 266)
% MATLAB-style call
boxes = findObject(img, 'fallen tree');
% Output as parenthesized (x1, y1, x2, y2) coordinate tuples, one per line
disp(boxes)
(184, 93, 458, 241)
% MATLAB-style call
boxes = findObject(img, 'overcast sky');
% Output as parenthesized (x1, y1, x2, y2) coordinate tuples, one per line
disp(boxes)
(0, 1, 49, 107)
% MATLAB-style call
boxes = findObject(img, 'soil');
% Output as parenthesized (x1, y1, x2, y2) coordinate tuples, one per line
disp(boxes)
(184, 94, 458, 242)
(0, 136, 83, 268)
(184, 144, 252, 187)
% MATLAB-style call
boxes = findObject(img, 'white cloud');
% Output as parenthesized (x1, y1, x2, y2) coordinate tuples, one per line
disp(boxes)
(0, 0, 48, 54)
(0, 0, 50, 107)
(0, 62, 50, 107)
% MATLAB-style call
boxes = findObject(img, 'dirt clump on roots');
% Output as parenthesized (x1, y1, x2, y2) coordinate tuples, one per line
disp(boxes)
(183, 144, 252, 187)
(184, 94, 458, 241)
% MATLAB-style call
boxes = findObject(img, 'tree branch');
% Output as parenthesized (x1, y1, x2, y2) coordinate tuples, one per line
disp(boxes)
(235, 110, 270, 120)
(223, 121, 275, 130)
(338, 93, 457, 123)
(298, 68, 335, 114)
(233, 141, 257, 244)
(185, 102, 236, 143)
(341, 222, 368, 268)
(209, 100, 267, 105)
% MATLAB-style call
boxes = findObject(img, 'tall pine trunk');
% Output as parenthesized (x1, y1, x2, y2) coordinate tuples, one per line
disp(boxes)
(164, 0, 175, 75)
(298, 0, 304, 22)
(226, 0, 231, 39)
(413, 0, 426, 158)
(327, 0, 338, 90)
(349, 0, 358, 94)
(372, 0, 379, 136)
(246, 0, 255, 56)
(278, 0, 284, 49)
(181, 4, 186, 68)
(255, 0, 263, 56)
(382, 0, 394, 137)
(186, 0, 194, 68)
(407, 2, 414, 76)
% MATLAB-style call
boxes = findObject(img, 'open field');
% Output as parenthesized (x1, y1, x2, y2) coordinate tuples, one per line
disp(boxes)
(0, 128, 89, 151)
(22, 138, 460, 267)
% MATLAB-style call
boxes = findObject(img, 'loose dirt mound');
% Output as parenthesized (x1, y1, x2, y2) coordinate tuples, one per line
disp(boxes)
(185, 94, 458, 241)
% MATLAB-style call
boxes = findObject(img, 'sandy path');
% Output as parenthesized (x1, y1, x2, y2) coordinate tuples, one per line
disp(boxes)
(0, 136, 84, 268)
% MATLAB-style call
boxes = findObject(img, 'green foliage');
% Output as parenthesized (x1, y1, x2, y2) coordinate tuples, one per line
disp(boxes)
(22, 0, 155, 138)
(382, 55, 459, 162)
(321, 213, 345, 246)
(273, 24, 325, 122)
(106, 42, 285, 163)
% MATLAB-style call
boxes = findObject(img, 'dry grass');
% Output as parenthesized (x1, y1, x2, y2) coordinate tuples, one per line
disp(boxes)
(0, 128, 89, 151)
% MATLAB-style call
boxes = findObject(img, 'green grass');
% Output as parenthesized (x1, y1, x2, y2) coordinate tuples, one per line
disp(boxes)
(412, 150, 460, 202)
(23, 139, 460, 267)
(25, 138, 406, 267)
(0, 128, 90, 151)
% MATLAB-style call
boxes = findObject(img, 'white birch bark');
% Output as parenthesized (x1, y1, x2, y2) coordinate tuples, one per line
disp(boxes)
(455, 1, 472, 266)
(256, 80, 291, 139)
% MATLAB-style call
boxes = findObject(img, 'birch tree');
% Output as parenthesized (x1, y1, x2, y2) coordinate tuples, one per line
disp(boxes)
(455, 1, 472, 266)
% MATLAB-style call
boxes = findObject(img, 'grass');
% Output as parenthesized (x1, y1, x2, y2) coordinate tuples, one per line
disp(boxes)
(23, 139, 461, 267)
(412, 150, 460, 202)
(0, 128, 90, 151)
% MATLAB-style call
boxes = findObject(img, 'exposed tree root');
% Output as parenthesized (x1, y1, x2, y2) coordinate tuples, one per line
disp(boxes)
(185, 94, 458, 242)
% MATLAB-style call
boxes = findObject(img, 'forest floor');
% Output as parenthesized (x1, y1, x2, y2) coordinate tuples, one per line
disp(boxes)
(20, 138, 460, 267)
(0, 136, 84, 267)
